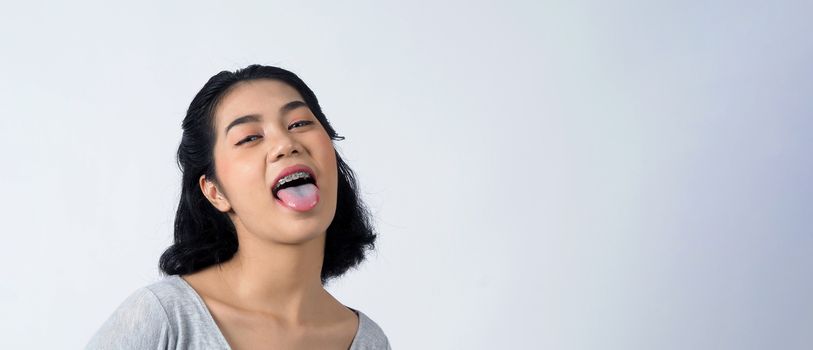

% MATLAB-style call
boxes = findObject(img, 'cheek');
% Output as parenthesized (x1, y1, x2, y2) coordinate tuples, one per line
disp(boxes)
(319, 141, 338, 181)
(310, 131, 337, 176)
(214, 151, 237, 181)
(215, 150, 265, 194)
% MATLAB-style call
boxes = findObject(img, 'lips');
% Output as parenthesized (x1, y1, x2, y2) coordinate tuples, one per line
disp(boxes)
(272, 164, 318, 193)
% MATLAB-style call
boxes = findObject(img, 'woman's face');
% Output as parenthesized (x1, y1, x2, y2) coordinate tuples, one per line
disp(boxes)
(201, 79, 338, 244)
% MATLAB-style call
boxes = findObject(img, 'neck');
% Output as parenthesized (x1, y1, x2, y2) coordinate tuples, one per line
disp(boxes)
(214, 224, 330, 324)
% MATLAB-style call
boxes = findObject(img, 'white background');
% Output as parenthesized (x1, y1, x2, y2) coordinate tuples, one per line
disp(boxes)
(1, 1, 811, 349)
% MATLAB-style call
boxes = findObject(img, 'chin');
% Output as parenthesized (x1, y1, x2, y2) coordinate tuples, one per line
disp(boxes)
(265, 221, 329, 245)
(268, 231, 325, 246)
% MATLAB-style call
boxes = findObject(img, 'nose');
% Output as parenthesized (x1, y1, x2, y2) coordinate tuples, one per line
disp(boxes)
(269, 134, 302, 162)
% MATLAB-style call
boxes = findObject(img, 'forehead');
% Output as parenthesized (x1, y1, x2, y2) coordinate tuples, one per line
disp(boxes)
(214, 79, 304, 128)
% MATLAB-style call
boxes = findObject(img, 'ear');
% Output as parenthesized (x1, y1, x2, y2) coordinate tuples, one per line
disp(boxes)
(199, 175, 232, 212)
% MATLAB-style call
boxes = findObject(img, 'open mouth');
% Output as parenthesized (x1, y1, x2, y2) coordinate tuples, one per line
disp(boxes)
(271, 164, 320, 212)
(272, 171, 317, 200)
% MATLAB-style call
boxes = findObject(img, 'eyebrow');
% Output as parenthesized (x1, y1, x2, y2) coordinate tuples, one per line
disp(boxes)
(224, 100, 308, 135)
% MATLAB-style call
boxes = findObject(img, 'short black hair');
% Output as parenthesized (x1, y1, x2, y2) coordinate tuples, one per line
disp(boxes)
(158, 64, 377, 285)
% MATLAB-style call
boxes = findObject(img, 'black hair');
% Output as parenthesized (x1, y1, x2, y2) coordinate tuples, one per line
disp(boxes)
(158, 64, 377, 285)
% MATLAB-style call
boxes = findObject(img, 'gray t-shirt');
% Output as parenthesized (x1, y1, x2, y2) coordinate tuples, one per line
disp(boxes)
(86, 275, 391, 349)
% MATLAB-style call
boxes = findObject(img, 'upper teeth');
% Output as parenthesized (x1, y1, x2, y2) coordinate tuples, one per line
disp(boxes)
(274, 171, 312, 190)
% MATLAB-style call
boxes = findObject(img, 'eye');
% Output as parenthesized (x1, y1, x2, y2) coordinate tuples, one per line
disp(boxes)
(289, 120, 314, 130)
(235, 135, 262, 146)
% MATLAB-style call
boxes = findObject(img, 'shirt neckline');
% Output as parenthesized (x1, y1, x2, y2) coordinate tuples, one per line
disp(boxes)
(171, 274, 364, 349)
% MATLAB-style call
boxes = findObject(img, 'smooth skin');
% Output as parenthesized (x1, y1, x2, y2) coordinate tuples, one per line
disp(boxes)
(182, 79, 358, 350)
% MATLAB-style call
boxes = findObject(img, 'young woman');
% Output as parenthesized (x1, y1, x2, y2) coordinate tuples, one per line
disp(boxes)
(87, 65, 390, 349)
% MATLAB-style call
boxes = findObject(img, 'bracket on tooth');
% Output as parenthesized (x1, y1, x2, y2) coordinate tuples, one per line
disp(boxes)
(274, 172, 312, 191)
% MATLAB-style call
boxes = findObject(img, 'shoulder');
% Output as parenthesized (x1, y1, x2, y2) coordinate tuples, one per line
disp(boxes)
(86, 275, 230, 350)
(85, 283, 174, 349)
(350, 308, 392, 350)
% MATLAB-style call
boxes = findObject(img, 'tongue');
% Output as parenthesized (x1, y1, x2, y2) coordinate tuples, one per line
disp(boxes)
(276, 183, 319, 211)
